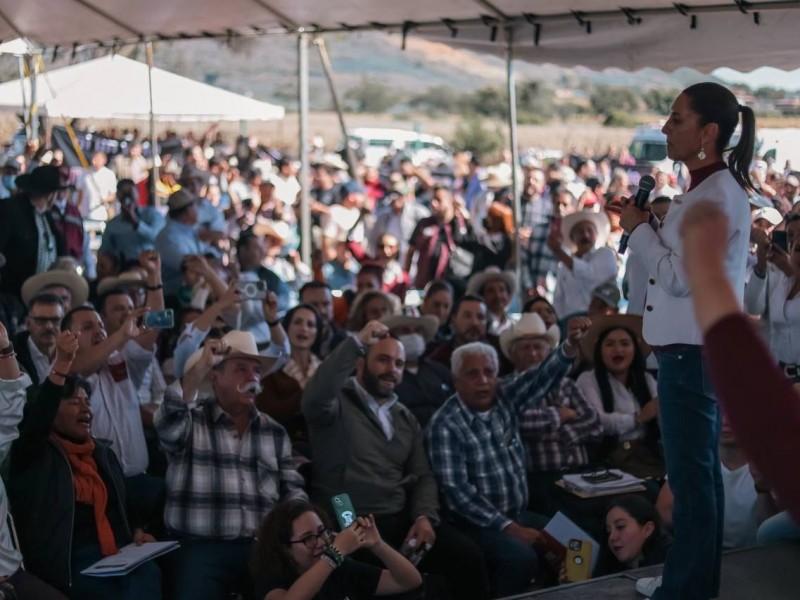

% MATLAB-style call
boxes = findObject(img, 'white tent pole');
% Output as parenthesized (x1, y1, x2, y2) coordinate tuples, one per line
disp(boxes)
(146, 41, 160, 207)
(506, 28, 523, 306)
(298, 32, 311, 267)
(25, 55, 38, 142)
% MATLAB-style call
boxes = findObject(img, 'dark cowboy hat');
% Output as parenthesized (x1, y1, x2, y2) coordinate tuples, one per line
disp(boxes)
(15, 165, 69, 196)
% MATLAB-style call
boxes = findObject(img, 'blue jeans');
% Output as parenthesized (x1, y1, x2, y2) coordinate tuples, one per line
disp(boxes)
(163, 537, 253, 600)
(454, 511, 548, 599)
(758, 511, 800, 545)
(653, 345, 723, 600)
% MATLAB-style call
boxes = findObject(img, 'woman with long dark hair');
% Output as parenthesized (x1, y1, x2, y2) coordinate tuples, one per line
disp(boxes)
(250, 499, 421, 600)
(576, 316, 663, 480)
(619, 82, 756, 600)
(257, 304, 323, 455)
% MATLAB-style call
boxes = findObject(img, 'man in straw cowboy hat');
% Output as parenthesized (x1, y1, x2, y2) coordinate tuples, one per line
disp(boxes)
(155, 328, 303, 600)
(302, 319, 489, 599)
(548, 209, 618, 324)
(467, 266, 517, 337)
(499, 313, 603, 516)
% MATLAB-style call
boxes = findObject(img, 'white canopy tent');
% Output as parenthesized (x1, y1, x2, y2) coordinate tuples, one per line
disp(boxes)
(0, 54, 284, 121)
(0, 0, 797, 272)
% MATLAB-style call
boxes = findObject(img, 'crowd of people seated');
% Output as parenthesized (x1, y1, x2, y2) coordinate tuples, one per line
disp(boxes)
(0, 117, 796, 600)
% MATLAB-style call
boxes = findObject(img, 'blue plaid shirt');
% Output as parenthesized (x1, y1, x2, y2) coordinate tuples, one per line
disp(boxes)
(426, 346, 573, 530)
(519, 192, 556, 291)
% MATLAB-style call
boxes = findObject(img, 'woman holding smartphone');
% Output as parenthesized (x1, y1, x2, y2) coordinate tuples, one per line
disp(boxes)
(619, 82, 755, 600)
(745, 213, 800, 383)
(251, 500, 421, 600)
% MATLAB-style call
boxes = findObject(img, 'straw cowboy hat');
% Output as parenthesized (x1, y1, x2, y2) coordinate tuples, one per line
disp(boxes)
(184, 330, 280, 378)
(499, 312, 561, 359)
(252, 220, 292, 244)
(381, 312, 440, 344)
(561, 210, 611, 248)
(21, 270, 89, 307)
(96, 271, 146, 297)
(466, 266, 517, 298)
(580, 314, 651, 364)
(483, 169, 513, 190)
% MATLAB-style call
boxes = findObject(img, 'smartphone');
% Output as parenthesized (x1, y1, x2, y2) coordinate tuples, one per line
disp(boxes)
(581, 470, 623, 485)
(331, 493, 357, 530)
(772, 230, 789, 252)
(565, 538, 592, 582)
(236, 280, 267, 300)
(400, 539, 432, 566)
(143, 309, 174, 329)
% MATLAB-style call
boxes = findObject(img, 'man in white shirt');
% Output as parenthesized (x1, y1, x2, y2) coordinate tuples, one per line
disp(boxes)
(321, 181, 367, 261)
(76, 151, 117, 219)
(12, 293, 64, 387)
(64, 251, 166, 528)
(549, 210, 618, 321)
(271, 157, 301, 209)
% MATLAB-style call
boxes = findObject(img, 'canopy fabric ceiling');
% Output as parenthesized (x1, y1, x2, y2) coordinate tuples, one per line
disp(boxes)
(0, 54, 285, 121)
(0, 1, 798, 71)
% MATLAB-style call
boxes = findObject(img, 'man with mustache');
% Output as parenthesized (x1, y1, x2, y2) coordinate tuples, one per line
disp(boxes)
(548, 210, 618, 323)
(303, 320, 490, 599)
(13, 293, 65, 387)
(155, 329, 304, 600)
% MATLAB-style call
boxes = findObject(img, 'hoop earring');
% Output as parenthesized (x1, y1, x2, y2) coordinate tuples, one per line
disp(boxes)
(698, 146, 707, 161)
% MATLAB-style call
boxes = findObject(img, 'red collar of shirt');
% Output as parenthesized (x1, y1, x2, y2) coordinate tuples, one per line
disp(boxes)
(688, 162, 727, 192)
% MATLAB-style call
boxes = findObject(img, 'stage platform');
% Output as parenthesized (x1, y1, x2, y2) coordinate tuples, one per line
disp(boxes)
(508, 543, 800, 599)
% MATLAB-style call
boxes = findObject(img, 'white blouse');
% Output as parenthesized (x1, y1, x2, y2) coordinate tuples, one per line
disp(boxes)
(576, 370, 657, 442)
(744, 268, 800, 364)
(553, 246, 618, 318)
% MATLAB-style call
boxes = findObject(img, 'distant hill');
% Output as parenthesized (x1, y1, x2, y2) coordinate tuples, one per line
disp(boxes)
(134, 32, 722, 110)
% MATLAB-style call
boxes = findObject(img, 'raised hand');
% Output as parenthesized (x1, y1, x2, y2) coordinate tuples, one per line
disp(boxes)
(262, 291, 279, 324)
(331, 522, 367, 556)
(359, 514, 384, 550)
(0, 321, 9, 350)
(139, 250, 162, 279)
(54, 331, 79, 365)
(357, 321, 390, 346)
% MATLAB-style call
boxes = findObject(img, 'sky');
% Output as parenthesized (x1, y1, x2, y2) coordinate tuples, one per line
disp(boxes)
(713, 67, 800, 92)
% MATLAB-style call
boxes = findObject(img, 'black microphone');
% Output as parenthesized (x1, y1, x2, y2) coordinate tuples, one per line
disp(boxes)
(618, 175, 656, 254)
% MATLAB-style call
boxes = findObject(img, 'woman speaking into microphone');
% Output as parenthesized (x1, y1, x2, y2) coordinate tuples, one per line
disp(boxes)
(619, 83, 755, 600)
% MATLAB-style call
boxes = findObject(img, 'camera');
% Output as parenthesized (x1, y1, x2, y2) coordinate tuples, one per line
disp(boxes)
(236, 280, 267, 300)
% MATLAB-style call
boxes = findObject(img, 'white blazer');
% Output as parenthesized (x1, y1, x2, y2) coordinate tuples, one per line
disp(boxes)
(628, 169, 750, 346)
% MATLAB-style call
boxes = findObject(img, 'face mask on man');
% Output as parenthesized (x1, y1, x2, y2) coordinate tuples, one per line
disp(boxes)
(398, 333, 426, 361)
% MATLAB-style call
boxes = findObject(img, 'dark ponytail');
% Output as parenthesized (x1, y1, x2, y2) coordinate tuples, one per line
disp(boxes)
(729, 104, 756, 192)
(683, 82, 756, 192)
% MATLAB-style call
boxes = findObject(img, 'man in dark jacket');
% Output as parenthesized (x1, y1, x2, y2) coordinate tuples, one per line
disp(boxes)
(0, 166, 65, 299)
(10, 330, 162, 599)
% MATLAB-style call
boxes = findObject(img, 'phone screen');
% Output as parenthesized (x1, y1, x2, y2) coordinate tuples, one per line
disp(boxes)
(143, 309, 174, 329)
(772, 230, 789, 252)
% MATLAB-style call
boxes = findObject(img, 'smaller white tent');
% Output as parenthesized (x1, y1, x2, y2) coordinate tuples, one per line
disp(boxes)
(0, 54, 284, 122)
(0, 38, 37, 56)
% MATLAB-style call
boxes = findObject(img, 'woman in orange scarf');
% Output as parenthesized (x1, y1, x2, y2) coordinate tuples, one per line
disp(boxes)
(9, 331, 162, 600)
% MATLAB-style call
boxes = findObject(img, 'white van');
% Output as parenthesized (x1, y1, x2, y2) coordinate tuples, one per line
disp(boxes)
(348, 127, 451, 168)
(628, 126, 674, 174)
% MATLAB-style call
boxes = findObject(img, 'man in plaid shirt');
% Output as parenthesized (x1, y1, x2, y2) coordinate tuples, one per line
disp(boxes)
(155, 330, 305, 600)
(519, 168, 556, 295)
(426, 317, 590, 598)
(499, 313, 603, 516)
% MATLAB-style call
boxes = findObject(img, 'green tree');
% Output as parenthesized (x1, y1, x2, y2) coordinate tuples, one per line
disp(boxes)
(590, 86, 641, 116)
(344, 77, 398, 113)
(755, 86, 786, 101)
(451, 117, 506, 155)
(642, 88, 679, 115)
(516, 80, 555, 120)
(465, 86, 508, 118)
(409, 85, 461, 117)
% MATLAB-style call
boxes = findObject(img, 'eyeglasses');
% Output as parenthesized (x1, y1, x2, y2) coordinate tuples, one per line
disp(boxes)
(29, 316, 61, 326)
(288, 528, 332, 549)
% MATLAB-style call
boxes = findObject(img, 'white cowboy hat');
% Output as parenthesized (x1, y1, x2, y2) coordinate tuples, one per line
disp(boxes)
(253, 220, 291, 244)
(483, 169, 512, 190)
(466, 266, 516, 299)
(499, 313, 561, 359)
(96, 271, 146, 297)
(561, 210, 611, 248)
(21, 270, 89, 307)
(381, 313, 440, 344)
(184, 330, 280, 379)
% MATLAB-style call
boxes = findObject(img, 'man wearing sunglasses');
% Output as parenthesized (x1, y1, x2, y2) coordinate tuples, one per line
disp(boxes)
(13, 293, 65, 387)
